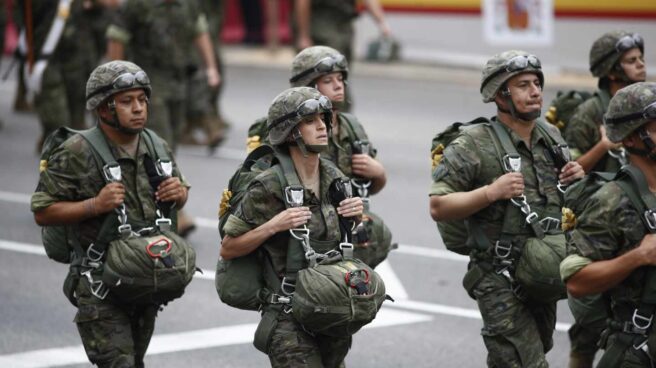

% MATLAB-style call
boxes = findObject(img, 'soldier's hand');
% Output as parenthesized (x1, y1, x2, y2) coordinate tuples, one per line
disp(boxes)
(206, 67, 221, 88)
(269, 207, 312, 233)
(486, 173, 524, 202)
(95, 182, 125, 213)
(156, 177, 186, 204)
(637, 234, 656, 266)
(296, 35, 313, 50)
(351, 154, 384, 179)
(337, 197, 364, 220)
(559, 161, 585, 184)
(600, 125, 622, 151)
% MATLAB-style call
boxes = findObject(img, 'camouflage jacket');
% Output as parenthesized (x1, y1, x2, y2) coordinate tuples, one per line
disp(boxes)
(564, 89, 622, 172)
(430, 118, 566, 249)
(31, 128, 189, 248)
(562, 181, 649, 321)
(223, 158, 344, 276)
(107, 0, 207, 98)
(323, 113, 377, 179)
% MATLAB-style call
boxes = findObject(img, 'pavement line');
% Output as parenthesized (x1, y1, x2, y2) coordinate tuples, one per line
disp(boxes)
(1, 239, 572, 333)
(0, 308, 430, 367)
(0, 190, 462, 262)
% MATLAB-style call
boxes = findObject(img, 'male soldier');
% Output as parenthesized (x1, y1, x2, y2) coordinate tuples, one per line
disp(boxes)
(429, 50, 584, 367)
(563, 31, 647, 368)
(566, 31, 646, 173)
(14, 0, 110, 150)
(31, 60, 190, 367)
(107, 0, 219, 235)
(563, 82, 656, 367)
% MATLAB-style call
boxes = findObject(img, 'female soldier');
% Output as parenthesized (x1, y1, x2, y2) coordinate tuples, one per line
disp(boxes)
(252, 45, 393, 268)
(221, 87, 364, 367)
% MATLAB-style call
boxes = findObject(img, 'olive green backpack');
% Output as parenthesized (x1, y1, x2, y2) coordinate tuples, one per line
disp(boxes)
(544, 89, 594, 132)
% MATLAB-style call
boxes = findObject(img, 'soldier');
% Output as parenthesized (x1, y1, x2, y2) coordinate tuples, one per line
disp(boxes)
(14, 0, 110, 149)
(221, 87, 364, 367)
(562, 82, 656, 367)
(31, 61, 190, 367)
(563, 31, 647, 368)
(565, 31, 646, 173)
(429, 50, 584, 367)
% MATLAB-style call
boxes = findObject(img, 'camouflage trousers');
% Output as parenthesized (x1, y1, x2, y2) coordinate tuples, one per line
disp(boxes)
(471, 270, 556, 368)
(74, 277, 159, 368)
(567, 293, 608, 368)
(148, 95, 185, 151)
(268, 314, 351, 368)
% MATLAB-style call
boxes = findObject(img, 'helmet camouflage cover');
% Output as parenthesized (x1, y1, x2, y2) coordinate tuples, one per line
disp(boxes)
(85, 60, 152, 110)
(589, 30, 643, 78)
(267, 87, 330, 145)
(290, 46, 349, 87)
(604, 82, 656, 143)
(480, 50, 544, 103)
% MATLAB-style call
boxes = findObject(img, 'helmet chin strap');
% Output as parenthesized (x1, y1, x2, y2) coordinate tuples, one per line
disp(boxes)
(101, 100, 145, 135)
(289, 127, 328, 156)
(627, 127, 656, 161)
(498, 90, 541, 122)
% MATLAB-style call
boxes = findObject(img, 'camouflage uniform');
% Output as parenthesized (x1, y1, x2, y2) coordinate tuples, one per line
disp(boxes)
(224, 87, 351, 367)
(565, 30, 645, 367)
(15, 0, 108, 139)
(561, 82, 656, 368)
(295, 0, 357, 63)
(107, 0, 208, 148)
(31, 61, 190, 367)
(430, 51, 568, 367)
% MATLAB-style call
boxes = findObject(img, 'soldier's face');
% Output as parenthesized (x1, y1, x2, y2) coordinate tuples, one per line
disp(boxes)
(315, 72, 345, 103)
(113, 89, 148, 131)
(297, 113, 328, 146)
(504, 73, 543, 114)
(619, 48, 646, 82)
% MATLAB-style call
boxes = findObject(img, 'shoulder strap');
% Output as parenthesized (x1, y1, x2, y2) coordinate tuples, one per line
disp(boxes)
(142, 128, 171, 161)
(78, 127, 118, 168)
(339, 112, 366, 142)
(535, 120, 566, 146)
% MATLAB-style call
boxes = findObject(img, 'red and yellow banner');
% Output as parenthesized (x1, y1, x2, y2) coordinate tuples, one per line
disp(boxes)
(376, 0, 656, 18)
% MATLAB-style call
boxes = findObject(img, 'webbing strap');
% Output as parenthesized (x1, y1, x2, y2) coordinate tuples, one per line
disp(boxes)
(78, 128, 118, 169)
(142, 128, 171, 162)
(339, 112, 366, 142)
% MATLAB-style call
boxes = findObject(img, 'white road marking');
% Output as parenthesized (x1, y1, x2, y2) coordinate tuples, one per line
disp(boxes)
(0, 190, 32, 205)
(0, 309, 430, 368)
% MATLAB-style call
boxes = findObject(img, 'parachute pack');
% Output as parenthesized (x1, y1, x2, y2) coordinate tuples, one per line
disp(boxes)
(39, 126, 196, 305)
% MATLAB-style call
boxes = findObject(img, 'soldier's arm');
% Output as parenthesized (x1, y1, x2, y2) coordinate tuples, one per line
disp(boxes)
(193, 13, 220, 88)
(294, 0, 312, 50)
(351, 154, 386, 194)
(575, 125, 620, 173)
(363, 0, 391, 37)
(106, 39, 124, 60)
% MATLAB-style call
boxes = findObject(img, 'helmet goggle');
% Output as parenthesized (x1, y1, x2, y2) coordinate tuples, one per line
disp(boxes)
(605, 101, 656, 125)
(86, 71, 150, 100)
(591, 33, 644, 72)
(289, 54, 347, 83)
(481, 54, 541, 91)
(271, 96, 333, 128)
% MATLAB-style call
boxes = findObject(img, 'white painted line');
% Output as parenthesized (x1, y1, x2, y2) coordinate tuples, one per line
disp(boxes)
(0, 239, 46, 256)
(375, 259, 409, 300)
(0, 306, 430, 367)
(0, 190, 31, 204)
(195, 216, 218, 230)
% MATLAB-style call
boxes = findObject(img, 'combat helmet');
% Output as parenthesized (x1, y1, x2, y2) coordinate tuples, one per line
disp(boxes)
(267, 87, 332, 155)
(604, 82, 656, 145)
(289, 46, 349, 87)
(480, 50, 544, 103)
(86, 60, 151, 111)
(589, 31, 644, 78)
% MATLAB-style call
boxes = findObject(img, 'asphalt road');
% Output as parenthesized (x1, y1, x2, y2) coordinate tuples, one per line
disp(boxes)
(0, 61, 579, 368)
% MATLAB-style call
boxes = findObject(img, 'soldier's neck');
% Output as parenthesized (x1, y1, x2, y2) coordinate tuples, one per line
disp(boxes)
(496, 111, 535, 147)
(289, 147, 321, 190)
(99, 123, 140, 156)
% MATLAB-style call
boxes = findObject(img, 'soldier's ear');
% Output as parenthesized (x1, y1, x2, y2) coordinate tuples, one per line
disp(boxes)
(623, 134, 637, 148)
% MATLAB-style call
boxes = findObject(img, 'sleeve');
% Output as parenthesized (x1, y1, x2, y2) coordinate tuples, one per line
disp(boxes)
(105, 2, 134, 43)
(30, 145, 89, 212)
(566, 184, 628, 262)
(223, 181, 285, 237)
(564, 103, 601, 160)
(560, 254, 593, 282)
(429, 133, 481, 196)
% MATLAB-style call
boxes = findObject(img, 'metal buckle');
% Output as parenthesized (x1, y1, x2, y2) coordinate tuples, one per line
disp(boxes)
(280, 278, 295, 296)
(86, 243, 104, 262)
(155, 218, 172, 232)
(102, 163, 122, 182)
(155, 159, 173, 177)
(284, 186, 305, 208)
(633, 309, 653, 331)
(289, 227, 310, 240)
(540, 217, 561, 232)
(118, 224, 132, 239)
(644, 210, 656, 231)
(81, 270, 109, 300)
(494, 241, 512, 259)
(557, 182, 567, 194)
(503, 154, 522, 173)
(525, 212, 539, 224)
(339, 242, 354, 258)
(269, 293, 291, 305)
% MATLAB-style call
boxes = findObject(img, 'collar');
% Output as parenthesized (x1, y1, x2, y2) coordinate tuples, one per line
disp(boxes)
(493, 116, 546, 150)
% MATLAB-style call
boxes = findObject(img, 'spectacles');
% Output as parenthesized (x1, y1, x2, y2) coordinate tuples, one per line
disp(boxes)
(590, 33, 644, 72)
(289, 54, 348, 83)
(86, 71, 150, 100)
(481, 55, 541, 90)
(271, 96, 333, 128)
(605, 101, 656, 125)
